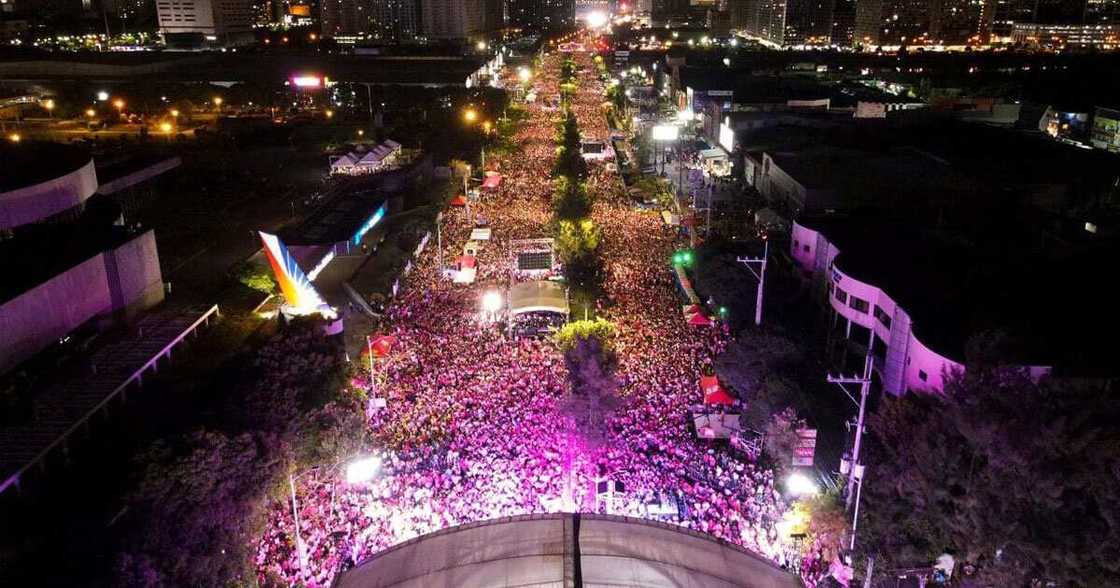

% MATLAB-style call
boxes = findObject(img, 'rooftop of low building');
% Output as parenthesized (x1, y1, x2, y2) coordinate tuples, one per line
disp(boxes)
(800, 209, 1120, 375)
(0, 142, 91, 193)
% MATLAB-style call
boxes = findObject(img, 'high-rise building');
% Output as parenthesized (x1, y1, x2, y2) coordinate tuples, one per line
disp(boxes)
(157, 0, 256, 45)
(320, 0, 364, 36)
(740, 0, 832, 45)
(709, 6, 732, 33)
(787, 0, 833, 43)
(1084, 0, 1120, 24)
(987, 0, 1036, 40)
(422, 0, 483, 39)
(1034, 0, 1085, 23)
(651, 0, 690, 25)
(831, 0, 856, 45)
(930, 0, 988, 44)
(575, 0, 608, 23)
(853, 0, 931, 46)
(481, 0, 505, 31)
(370, 0, 420, 40)
(729, 0, 751, 28)
(250, 0, 273, 25)
(110, 0, 156, 22)
(508, 0, 573, 30)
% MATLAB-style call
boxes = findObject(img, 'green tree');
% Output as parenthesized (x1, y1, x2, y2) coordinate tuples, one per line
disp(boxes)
(237, 261, 276, 295)
(554, 111, 588, 181)
(555, 219, 604, 294)
(715, 332, 805, 432)
(555, 219, 600, 259)
(557, 319, 621, 448)
(856, 362, 1120, 587)
(115, 431, 281, 587)
(555, 318, 617, 354)
(553, 176, 592, 221)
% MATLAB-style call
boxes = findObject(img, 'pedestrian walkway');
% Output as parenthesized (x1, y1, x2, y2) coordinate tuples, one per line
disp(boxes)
(0, 305, 220, 496)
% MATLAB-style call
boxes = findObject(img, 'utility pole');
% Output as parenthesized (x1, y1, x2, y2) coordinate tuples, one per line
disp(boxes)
(366, 84, 374, 122)
(826, 332, 874, 550)
(463, 167, 473, 222)
(736, 237, 768, 326)
(288, 471, 308, 579)
(706, 183, 713, 235)
(366, 335, 376, 392)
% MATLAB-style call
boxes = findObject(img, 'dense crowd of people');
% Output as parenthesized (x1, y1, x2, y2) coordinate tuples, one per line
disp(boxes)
(254, 46, 806, 588)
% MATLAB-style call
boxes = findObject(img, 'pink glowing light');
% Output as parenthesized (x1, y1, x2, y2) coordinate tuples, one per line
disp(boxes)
(292, 76, 323, 88)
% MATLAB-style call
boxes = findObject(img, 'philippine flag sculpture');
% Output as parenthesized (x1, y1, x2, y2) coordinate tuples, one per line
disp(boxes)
(258, 231, 333, 317)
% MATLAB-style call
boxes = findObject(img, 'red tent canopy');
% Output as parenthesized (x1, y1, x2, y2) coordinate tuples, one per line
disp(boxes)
(482, 173, 502, 190)
(688, 312, 713, 326)
(367, 335, 396, 358)
(450, 194, 467, 206)
(457, 255, 477, 268)
(685, 304, 704, 316)
(700, 375, 735, 405)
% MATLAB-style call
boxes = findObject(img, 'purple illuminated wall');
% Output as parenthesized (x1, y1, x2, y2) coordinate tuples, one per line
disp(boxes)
(0, 230, 163, 375)
(0, 159, 98, 230)
(791, 221, 1050, 395)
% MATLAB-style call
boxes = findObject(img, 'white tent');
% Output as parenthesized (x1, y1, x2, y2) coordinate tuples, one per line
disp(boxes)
(329, 154, 358, 174)
(331, 140, 403, 175)
(509, 281, 568, 316)
(453, 266, 477, 284)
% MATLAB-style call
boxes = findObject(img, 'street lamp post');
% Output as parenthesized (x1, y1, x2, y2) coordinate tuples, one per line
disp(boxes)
(462, 163, 473, 222)
(288, 471, 309, 579)
(287, 455, 382, 580)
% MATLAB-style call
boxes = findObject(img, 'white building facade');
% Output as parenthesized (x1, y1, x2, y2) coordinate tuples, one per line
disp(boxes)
(791, 221, 1051, 395)
(157, 0, 254, 45)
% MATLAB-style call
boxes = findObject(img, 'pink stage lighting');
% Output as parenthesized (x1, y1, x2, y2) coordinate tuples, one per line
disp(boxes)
(292, 76, 323, 88)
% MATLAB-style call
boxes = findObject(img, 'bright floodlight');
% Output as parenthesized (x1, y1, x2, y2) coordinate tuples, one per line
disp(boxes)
(482, 291, 503, 314)
(518, 67, 532, 83)
(651, 124, 679, 141)
(97, 91, 109, 101)
(345, 456, 381, 484)
(586, 11, 608, 28)
(785, 472, 819, 497)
